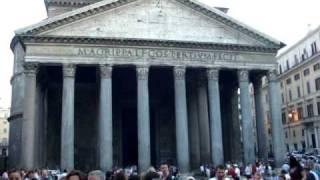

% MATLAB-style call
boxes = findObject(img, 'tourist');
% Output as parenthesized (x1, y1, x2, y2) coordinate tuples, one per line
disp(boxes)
(114, 171, 128, 180)
(40, 169, 50, 180)
(87, 170, 105, 180)
(8, 170, 22, 180)
(209, 165, 229, 180)
(244, 163, 252, 179)
(159, 162, 173, 180)
(252, 172, 263, 180)
(2, 171, 9, 180)
(303, 160, 319, 180)
(66, 170, 86, 180)
(142, 171, 160, 180)
(24, 171, 35, 180)
(289, 155, 303, 180)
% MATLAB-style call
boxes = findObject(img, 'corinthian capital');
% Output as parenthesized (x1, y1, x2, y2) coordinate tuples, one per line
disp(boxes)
(24, 63, 39, 76)
(238, 69, 249, 82)
(267, 69, 278, 82)
(174, 66, 186, 80)
(100, 64, 112, 79)
(136, 66, 149, 80)
(207, 68, 219, 81)
(63, 64, 76, 77)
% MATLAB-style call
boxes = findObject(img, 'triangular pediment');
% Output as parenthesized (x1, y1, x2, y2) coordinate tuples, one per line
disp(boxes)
(16, 0, 283, 48)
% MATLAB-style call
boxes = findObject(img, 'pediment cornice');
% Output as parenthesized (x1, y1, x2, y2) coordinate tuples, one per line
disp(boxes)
(15, 0, 285, 49)
(11, 35, 279, 53)
(46, 1, 91, 7)
(45, 0, 103, 7)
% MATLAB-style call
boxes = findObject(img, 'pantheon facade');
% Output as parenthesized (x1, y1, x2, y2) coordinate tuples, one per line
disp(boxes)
(9, 0, 286, 172)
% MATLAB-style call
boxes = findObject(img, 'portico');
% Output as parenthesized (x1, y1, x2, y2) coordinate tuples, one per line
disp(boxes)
(9, 0, 286, 172)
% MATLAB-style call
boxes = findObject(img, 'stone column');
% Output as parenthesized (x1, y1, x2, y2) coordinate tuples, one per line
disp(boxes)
(22, 63, 38, 169)
(197, 73, 211, 164)
(268, 70, 286, 166)
(99, 65, 113, 171)
(207, 68, 224, 165)
(137, 66, 151, 172)
(174, 67, 190, 172)
(253, 78, 268, 161)
(238, 69, 255, 165)
(61, 64, 76, 171)
(187, 78, 200, 169)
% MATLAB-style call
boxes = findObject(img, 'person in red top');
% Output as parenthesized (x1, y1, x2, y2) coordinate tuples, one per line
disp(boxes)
(227, 166, 236, 178)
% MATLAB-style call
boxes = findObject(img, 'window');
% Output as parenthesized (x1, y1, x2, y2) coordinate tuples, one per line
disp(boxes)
(317, 101, 320, 115)
(280, 82, 283, 88)
(314, 63, 320, 71)
(279, 65, 283, 74)
(294, 54, 299, 65)
(302, 129, 305, 136)
(285, 131, 288, 138)
(286, 144, 290, 152)
(304, 48, 308, 59)
(265, 94, 269, 103)
(281, 93, 285, 104)
(311, 42, 318, 55)
(297, 86, 301, 98)
(307, 103, 314, 117)
(268, 128, 271, 135)
(289, 89, 292, 101)
(304, 68, 310, 76)
(293, 130, 296, 137)
(294, 73, 300, 80)
(286, 60, 290, 70)
(3, 129, 6, 133)
(297, 106, 303, 119)
(315, 77, 320, 91)
(302, 141, 306, 149)
(282, 112, 286, 124)
(294, 143, 298, 150)
(307, 82, 311, 94)
(286, 78, 292, 84)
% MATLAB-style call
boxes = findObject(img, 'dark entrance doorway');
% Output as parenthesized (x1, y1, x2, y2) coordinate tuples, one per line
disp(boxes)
(122, 107, 138, 166)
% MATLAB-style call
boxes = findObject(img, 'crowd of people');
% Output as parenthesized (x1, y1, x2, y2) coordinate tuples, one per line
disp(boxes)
(3, 156, 320, 180)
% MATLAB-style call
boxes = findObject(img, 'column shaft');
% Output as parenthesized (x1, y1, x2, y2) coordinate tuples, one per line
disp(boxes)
(254, 79, 268, 161)
(230, 86, 242, 162)
(61, 64, 75, 170)
(187, 78, 200, 169)
(99, 65, 113, 171)
(207, 69, 224, 165)
(174, 67, 190, 172)
(314, 128, 319, 148)
(137, 66, 151, 172)
(268, 70, 286, 166)
(22, 63, 38, 169)
(197, 75, 211, 164)
(238, 70, 255, 165)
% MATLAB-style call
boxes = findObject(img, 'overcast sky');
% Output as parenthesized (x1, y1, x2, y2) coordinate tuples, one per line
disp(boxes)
(0, 0, 319, 108)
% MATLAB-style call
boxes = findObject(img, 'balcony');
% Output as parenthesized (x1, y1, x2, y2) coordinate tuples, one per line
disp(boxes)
(302, 115, 320, 125)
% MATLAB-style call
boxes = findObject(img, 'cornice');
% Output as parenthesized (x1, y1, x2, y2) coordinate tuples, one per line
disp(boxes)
(14, 35, 279, 53)
(277, 52, 320, 79)
(17, 0, 137, 35)
(16, 0, 284, 49)
(176, 0, 285, 49)
(45, 0, 97, 7)
(277, 24, 320, 59)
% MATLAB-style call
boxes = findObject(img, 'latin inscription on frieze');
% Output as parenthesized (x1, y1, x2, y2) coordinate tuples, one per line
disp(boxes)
(77, 47, 239, 62)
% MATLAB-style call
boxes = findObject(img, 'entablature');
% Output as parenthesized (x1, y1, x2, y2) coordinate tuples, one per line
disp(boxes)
(17, 36, 278, 70)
